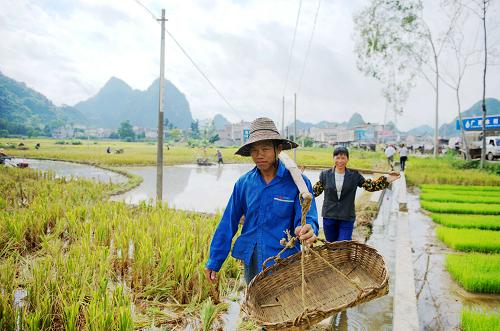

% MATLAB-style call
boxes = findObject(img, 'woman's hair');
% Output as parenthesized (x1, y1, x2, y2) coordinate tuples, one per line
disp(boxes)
(333, 146, 349, 158)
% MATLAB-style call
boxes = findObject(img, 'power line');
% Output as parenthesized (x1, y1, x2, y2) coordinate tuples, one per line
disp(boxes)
(131, 0, 242, 120)
(282, 0, 303, 97)
(297, 0, 322, 95)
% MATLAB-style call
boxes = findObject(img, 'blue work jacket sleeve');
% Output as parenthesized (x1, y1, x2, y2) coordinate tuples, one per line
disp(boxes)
(293, 175, 319, 235)
(205, 180, 244, 272)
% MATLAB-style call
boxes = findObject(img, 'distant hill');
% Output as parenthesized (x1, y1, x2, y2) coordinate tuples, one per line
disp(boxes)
(345, 112, 365, 128)
(74, 77, 193, 129)
(213, 114, 230, 130)
(439, 98, 500, 137)
(0, 71, 87, 135)
(407, 124, 434, 136)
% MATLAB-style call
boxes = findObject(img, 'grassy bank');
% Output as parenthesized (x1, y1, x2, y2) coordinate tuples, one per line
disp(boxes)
(0, 166, 239, 329)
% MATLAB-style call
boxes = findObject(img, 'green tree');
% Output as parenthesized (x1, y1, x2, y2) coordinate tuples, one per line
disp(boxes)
(118, 120, 135, 141)
(190, 120, 200, 139)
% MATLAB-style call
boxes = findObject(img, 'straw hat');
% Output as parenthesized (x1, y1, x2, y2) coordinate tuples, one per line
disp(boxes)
(235, 117, 298, 156)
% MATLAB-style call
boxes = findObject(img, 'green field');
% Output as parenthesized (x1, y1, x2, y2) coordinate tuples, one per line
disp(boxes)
(446, 254, 500, 293)
(421, 188, 500, 198)
(0, 138, 384, 170)
(421, 201, 500, 215)
(420, 193, 500, 204)
(421, 184, 500, 192)
(405, 157, 500, 186)
(431, 214, 500, 230)
(461, 307, 500, 331)
(0, 166, 239, 329)
(436, 227, 500, 253)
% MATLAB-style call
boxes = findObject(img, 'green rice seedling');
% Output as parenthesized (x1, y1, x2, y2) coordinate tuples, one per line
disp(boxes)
(436, 227, 500, 253)
(446, 253, 500, 293)
(431, 214, 500, 230)
(420, 192, 500, 204)
(461, 307, 500, 331)
(421, 201, 500, 215)
(421, 188, 500, 198)
(421, 184, 500, 192)
(199, 297, 228, 331)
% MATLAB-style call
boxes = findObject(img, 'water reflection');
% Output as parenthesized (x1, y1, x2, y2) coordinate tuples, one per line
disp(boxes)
(11, 158, 127, 184)
(115, 164, 325, 214)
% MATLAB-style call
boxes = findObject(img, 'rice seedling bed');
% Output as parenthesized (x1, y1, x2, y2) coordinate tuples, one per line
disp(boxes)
(431, 214, 500, 230)
(436, 227, 500, 253)
(445, 253, 500, 293)
(421, 188, 500, 198)
(421, 201, 500, 215)
(420, 192, 500, 204)
(461, 307, 500, 331)
(421, 184, 500, 192)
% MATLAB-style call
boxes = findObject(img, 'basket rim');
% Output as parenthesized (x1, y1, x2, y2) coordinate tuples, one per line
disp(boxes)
(242, 240, 389, 328)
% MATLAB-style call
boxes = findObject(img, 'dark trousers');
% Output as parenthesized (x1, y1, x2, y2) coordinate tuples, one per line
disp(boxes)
(400, 156, 407, 171)
(244, 249, 260, 284)
(323, 217, 355, 242)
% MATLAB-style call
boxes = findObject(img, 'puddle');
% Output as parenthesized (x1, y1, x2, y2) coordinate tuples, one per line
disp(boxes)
(10, 158, 127, 184)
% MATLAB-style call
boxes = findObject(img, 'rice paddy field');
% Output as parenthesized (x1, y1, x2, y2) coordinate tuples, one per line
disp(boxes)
(420, 183, 500, 330)
(0, 138, 384, 169)
(0, 166, 240, 330)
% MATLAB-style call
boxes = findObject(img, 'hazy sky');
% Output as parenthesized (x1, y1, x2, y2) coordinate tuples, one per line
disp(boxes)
(1, 0, 499, 130)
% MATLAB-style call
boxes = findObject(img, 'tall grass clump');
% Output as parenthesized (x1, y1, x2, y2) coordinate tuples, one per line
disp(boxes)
(461, 307, 500, 331)
(431, 214, 500, 230)
(421, 201, 500, 215)
(446, 253, 500, 293)
(436, 227, 500, 253)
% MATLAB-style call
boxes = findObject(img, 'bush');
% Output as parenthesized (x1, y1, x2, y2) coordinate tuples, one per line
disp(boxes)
(71, 140, 82, 145)
(55, 140, 67, 145)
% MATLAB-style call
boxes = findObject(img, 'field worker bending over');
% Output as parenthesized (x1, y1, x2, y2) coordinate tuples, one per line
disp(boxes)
(313, 146, 400, 243)
(205, 117, 318, 285)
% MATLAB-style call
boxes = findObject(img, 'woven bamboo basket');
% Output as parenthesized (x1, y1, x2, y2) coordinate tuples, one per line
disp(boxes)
(242, 240, 389, 330)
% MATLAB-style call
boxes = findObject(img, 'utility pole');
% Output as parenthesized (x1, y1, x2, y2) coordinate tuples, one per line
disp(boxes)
(294, 92, 297, 162)
(156, 9, 167, 204)
(282, 96, 285, 136)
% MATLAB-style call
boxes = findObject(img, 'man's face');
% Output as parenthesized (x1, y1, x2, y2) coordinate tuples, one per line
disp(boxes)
(334, 153, 349, 169)
(250, 140, 281, 172)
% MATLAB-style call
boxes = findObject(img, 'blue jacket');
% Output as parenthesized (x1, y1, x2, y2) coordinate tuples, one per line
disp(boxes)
(206, 160, 319, 272)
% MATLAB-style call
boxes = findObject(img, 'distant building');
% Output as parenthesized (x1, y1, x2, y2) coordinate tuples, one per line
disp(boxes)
(52, 126, 74, 139)
(216, 121, 251, 145)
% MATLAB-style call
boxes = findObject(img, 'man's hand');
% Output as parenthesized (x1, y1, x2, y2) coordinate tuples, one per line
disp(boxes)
(295, 224, 317, 247)
(386, 171, 401, 183)
(204, 268, 217, 284)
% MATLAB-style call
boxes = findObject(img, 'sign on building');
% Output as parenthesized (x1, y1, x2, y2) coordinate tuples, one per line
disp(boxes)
(456, 115, 500, 131)
(243, 129, 250, 142)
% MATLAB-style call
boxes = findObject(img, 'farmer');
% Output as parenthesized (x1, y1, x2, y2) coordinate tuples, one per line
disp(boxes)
(216, 149, 224, 165)
(399, 143, 409, 171)
(313, 146, 400, 242)
(205, 117, 318, 285)
(384, 144, 396, 170)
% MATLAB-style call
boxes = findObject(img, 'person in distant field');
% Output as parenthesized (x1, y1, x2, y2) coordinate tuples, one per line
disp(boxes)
(384, 144, 396, 170)
(204, 117, 318, 285)
(0, 148, 10, 165)
(106, 146, 111, 154)
(313, 146, 400, 242)
(216, 149, 224, 165)
(399, 144, 409, 171)
(35, 143, 40, 150)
